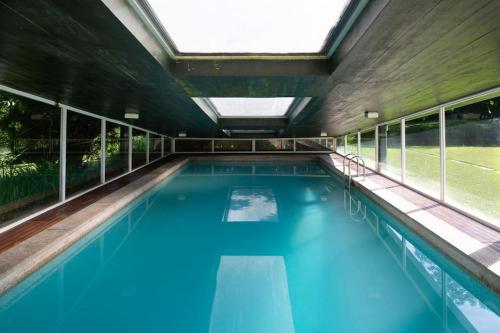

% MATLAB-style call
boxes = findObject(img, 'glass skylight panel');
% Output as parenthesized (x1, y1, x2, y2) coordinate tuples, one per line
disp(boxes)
(146, 0, 351, 53)
(210, 97, 294, 117)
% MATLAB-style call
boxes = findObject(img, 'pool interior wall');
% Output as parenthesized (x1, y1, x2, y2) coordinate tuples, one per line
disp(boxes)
(0, 161, 498, 332)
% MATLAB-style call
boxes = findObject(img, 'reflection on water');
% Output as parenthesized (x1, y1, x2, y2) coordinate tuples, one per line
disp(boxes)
(343, 189, 500, 332)
(0, 163, 498, 333)
(225, 188, 278, 222)
(210, 256, 294, 333)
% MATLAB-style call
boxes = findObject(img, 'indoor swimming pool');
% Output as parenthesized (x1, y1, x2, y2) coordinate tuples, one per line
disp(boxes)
(0, 162, 498, 332)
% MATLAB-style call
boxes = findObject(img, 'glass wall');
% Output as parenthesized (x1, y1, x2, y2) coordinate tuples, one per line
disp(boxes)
(405, 112, 440, 197)
(149, 133, 162, 161)
(335, 136, 345, 155)
(445, 96, 500, 224)
(164, 137, 172, 154)
(255, 139, 293, 151)
(378, 122, 401, 180)
(345, 133, 358, 155)
(132, 129, 147, 169)
(175, 139, 212, 152)
(359, 129, 376, 169)
(0, 92, 60, 224)
(295, 138, 332, 152)
(214, 139, 252, 152)
(66, 111, 101, 197)
(105, 122, 129, 180)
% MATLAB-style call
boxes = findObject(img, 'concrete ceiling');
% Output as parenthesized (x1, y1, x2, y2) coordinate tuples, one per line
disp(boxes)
(1, 0, 499, 137)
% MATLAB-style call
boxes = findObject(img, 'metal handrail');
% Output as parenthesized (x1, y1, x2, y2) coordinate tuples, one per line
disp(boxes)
(347, 156, 366, 190)
(342, 153, 357, 175)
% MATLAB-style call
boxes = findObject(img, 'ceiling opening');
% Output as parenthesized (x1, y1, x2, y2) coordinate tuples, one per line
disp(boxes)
(144, 0, 351, 54)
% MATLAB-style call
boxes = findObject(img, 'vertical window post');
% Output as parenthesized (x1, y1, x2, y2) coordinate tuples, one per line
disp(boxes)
(357, 131, 361, 155)
(439, 106, 446, 201)
(172, 138, 175, 153)
(128, 126, 132, 172)
(252, 139, 256, 152)
(293, 138, 296, 152)
(401, 119, 406, 183)
(211, 139, 215, 153)
(161, 135, 165, 157)
(100, 119, 106, 184)
(374, 126, 379, 172)
(59, 107, 67, 202)
(146, 132, 150, 164)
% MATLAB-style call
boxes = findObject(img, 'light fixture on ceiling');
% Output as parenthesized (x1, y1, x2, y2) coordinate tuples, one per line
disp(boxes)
(124, 108, 139, 119)
(178, 132, 187, 137)
(364, 111, 379, 119)
(320, 131, 328, 137)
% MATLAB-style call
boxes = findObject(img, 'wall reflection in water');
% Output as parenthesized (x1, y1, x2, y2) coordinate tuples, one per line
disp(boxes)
(343, 189, 500, 332)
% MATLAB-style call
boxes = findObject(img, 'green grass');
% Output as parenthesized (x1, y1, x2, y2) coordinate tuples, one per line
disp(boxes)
(360, 146, 499, 223)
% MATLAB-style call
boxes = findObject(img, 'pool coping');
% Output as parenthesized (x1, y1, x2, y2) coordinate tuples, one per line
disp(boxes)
(318, 153, 500, 294)
(0, 154, 498, 296)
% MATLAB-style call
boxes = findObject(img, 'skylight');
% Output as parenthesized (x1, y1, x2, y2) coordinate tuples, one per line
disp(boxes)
(146, 0, 351, 53)
(210, 98, 294, 117)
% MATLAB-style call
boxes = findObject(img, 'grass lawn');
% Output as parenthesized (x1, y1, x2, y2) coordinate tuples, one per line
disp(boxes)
(356, 146, 499, 224)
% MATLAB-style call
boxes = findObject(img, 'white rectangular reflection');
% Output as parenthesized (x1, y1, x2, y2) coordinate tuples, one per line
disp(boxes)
(225, 188, 278, 222)
(210, 256, 295, 333)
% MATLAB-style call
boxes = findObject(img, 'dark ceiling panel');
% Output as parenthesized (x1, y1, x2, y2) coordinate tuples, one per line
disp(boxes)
(0, 0, 219, 137)
(288, 0, 500, 136)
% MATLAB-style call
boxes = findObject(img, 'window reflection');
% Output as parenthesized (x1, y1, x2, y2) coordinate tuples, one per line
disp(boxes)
(343, 189, 500, 332)
(210, 256, 295, 333)
(224, 188, 278, 222)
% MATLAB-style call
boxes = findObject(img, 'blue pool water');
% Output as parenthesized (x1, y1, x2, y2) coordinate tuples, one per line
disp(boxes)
(0, 162, 498, 332)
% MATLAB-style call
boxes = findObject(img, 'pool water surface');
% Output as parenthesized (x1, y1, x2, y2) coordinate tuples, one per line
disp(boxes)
(0, 162, 498, 332)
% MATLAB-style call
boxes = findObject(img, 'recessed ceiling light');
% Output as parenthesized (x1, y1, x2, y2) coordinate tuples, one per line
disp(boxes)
(124, 108, 139, 119)
(364, 111, 379, 119)
(178, 132, 187, 137)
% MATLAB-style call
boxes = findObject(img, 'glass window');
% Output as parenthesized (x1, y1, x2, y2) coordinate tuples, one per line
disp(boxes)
(335, 137, 345, 155)
(255, 139, 293, 151)
(0, 91, 60, 224)
(378, 122, 401, 180)
(149, 133, 162, 161)
(66, 112, 101, 197)
(359, 129, 376, 169)
(405, 112, 440, 197)
(132, 129, 147, 169)
(175, 139, 212, 152)
(295, 138, 332, 152)
(164, 137, 171, 154)
(105, 122, 129, 180)
(147, 0, 350, 53)
(345, 133, 358, 155)
(445, 97, 500, 224)
(209, 98, 294, 117)
(214, 140, 252, 152)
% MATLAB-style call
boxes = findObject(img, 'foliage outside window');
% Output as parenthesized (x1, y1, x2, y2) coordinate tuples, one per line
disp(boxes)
(105, 122, 129, 180)
(360, 129, 376, 169)
(335, 136, 345, 155)
(132, 129, 147, 169)
(345, 133, 358, 155)
(0, 92, 60, 224)
(255, 139, 293, 151)
(66, 111, 101, 197)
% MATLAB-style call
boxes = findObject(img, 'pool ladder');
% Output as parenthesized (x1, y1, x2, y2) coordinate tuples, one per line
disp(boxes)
(342, 154, 366, 190)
